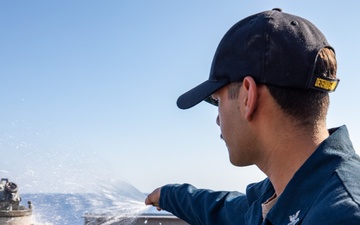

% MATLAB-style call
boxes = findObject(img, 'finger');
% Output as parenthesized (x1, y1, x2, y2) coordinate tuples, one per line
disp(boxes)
(144, 197, 152, 205)
(145, 196, 158, 206)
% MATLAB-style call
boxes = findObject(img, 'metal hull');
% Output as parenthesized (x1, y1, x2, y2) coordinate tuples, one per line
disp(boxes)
(84, 213, 189, 225)
(0, 211, 33, 225)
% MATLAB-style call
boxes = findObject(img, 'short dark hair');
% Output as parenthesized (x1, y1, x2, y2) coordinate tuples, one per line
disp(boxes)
(266, 48, 337, 126)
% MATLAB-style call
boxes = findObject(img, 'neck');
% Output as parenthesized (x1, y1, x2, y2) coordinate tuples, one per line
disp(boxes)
(256, 118, 329, 196)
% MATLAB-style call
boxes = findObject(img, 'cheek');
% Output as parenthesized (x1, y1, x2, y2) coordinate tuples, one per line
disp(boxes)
(219, 104, 240, 132)
(219, 105, 245, 150)
(218, 111, 237, 142)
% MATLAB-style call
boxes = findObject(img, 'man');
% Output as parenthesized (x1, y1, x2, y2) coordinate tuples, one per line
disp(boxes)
(145, 8, 360, 224)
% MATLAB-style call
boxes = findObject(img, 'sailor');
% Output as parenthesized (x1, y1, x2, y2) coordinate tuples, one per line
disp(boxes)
(145, 8, 360, 225)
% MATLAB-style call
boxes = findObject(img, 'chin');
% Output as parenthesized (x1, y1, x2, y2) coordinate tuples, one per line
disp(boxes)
(229, 156, 252, 167)
(229, 157, 241, 167)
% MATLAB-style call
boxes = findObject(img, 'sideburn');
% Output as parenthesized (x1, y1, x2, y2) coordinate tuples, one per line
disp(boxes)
(228, 82, 242, 100)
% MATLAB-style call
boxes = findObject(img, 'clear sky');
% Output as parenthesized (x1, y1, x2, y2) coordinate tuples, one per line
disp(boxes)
(1, 0, 359, 194)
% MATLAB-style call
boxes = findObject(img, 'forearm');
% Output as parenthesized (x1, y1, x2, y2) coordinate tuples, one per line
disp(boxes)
(160, 183, 248, 225)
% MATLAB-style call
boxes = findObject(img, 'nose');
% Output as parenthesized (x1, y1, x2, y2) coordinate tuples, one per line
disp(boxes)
(216, 115, 220, 126)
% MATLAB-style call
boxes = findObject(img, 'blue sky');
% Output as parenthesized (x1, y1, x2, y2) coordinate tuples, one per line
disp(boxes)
(1, 1, 359, 194)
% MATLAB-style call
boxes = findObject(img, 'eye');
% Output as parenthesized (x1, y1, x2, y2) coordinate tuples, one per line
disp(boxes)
(210, 96, 219, 106)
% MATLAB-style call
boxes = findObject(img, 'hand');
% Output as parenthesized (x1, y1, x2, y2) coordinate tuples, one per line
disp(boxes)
(145, 187, 162, 211)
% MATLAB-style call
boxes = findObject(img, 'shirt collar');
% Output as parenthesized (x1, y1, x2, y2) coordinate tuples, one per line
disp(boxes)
(265, 125, 355, 224)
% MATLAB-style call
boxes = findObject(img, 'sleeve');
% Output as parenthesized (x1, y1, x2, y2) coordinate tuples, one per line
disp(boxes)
(159, 183, 249, 225)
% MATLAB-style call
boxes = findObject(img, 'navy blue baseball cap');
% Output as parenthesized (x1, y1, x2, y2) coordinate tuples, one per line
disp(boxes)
(176, 8, 340, 109)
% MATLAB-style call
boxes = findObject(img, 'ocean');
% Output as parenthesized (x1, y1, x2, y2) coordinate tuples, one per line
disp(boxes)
(19, 181, 161, 225)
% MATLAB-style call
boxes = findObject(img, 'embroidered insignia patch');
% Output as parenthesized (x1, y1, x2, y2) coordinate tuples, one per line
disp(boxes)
(288, 210, 300, 225)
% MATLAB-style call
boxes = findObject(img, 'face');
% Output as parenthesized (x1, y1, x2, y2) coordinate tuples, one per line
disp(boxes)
(211, 85, 257, 167)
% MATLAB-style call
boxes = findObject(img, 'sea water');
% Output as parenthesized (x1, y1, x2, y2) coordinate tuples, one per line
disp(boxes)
(21, 180, 155, 225)
(0, 127, 161, 224)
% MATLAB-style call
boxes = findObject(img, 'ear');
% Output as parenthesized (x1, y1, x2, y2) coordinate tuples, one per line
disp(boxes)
(242, 76, 258, 121)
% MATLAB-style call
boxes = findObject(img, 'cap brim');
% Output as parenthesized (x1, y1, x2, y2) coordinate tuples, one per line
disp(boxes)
(176, 80, 229, 109)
